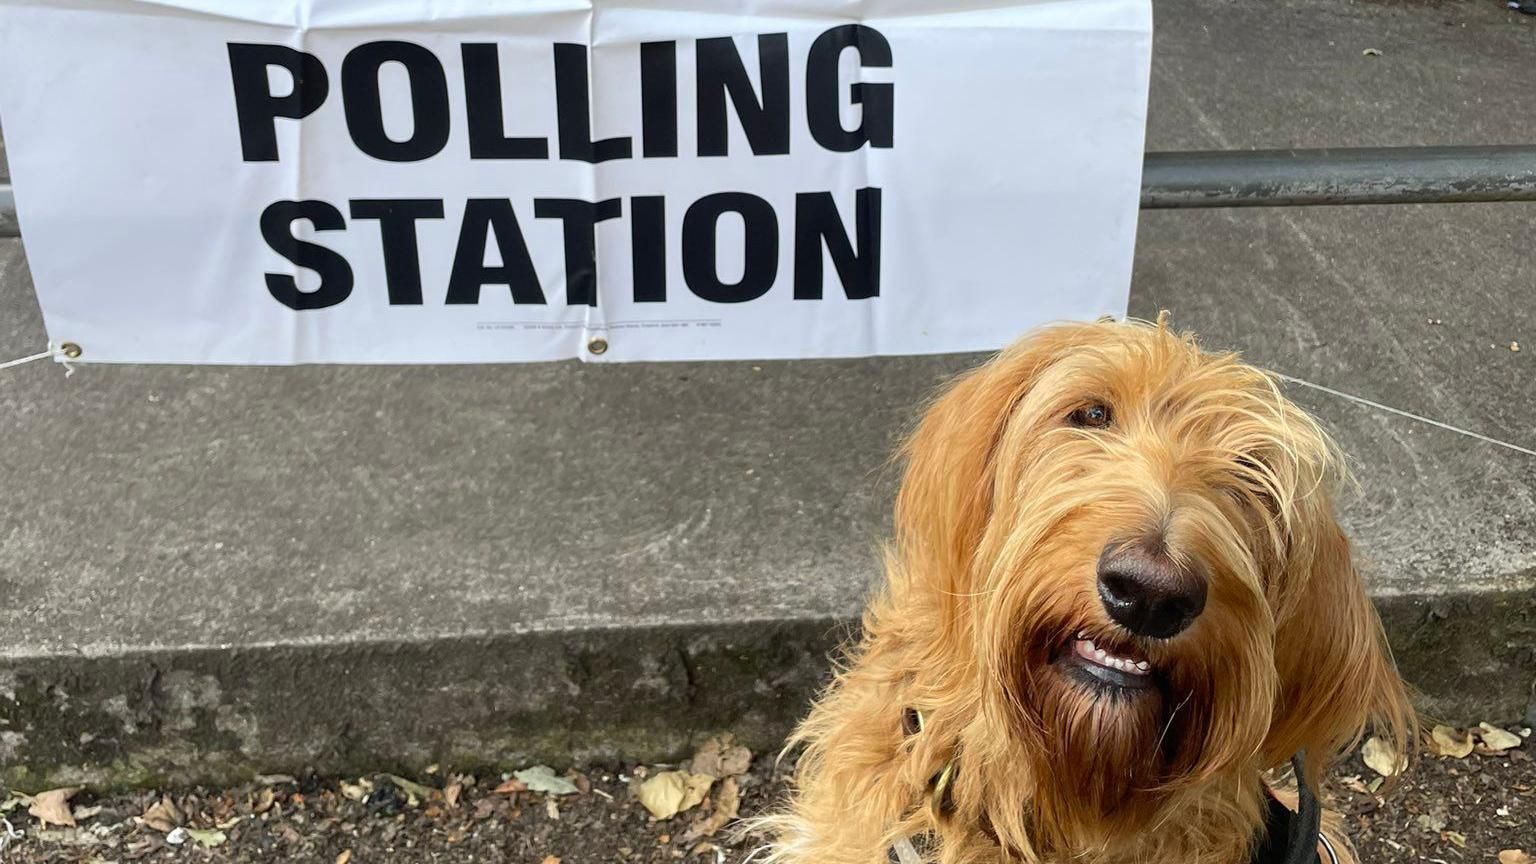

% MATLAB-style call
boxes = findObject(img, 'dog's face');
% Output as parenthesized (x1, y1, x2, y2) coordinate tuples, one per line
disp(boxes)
(893, 320, 1411, 847)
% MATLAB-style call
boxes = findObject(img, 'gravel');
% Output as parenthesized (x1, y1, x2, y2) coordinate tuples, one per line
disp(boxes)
(3, 743, 1532, 863)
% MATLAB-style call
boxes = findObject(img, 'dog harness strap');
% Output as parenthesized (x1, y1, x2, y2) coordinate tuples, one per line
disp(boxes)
(887, 836, 924, 864)
(1285, 752, 1325, 864)
(1317, 830, 1340, 864)
(901, 708, 959, 817)
(1251, 752, 1327, 864)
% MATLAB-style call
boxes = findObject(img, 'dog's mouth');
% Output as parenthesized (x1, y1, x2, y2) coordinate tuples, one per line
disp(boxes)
(1057, 632, 1157, 691)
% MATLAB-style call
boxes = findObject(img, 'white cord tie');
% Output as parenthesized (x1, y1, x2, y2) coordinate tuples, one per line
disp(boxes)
(0, 341, 78, 376)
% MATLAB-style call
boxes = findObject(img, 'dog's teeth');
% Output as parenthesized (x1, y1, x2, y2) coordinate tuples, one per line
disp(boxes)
(1072, 636, 1154, 676)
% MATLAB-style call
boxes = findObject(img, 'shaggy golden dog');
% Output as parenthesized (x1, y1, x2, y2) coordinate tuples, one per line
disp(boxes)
(758, 318, 1413, 864)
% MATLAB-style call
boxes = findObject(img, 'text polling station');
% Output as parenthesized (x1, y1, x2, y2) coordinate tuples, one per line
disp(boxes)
(0, 0, 1151, 362)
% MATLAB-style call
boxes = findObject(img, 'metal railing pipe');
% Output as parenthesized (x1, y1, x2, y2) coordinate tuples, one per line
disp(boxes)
(1140, 145, 1536, 209)
(3, 145, 1535, 239)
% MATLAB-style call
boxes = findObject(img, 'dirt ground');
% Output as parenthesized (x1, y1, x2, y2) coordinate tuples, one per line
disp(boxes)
(3, 734, 1532, 864)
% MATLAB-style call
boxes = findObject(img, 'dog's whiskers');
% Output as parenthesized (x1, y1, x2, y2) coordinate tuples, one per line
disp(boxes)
(1152, 692, 1194, 757)
(1146, 782, 1192, 837)
(940, 587, 997, 598)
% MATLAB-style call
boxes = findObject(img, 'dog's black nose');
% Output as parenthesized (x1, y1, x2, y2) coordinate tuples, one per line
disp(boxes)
(1096, 543, 1206, 639)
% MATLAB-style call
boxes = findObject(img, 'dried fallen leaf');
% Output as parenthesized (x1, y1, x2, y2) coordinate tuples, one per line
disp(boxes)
(493, 778, 527, 795)
(1362, 736, 1405, 777)
(339, 778, 373, 801)
(185, 828, 227, 848)
(1498, 850, 1534, 864)
(1429, 725, 1475, 759)
(689, 734, 753, 780)
(1337, 774, 1370, 794)
(545, 798, 560, 821)
(385, 774, 436, 807)
(140, 796, 183, 833)
(28, 788, 79, 828)
(516, 766, 579, 796)
(336, 850, 353, 864)
(635, 771, 714, 820)
(682, 774, 713, 811)
(1479, 723, 1524, 752)
(443, 780, 463, 809)
(253, 787, 277, 814)
(681, 776, 741, 842)
(1442, 830, 1466, 849)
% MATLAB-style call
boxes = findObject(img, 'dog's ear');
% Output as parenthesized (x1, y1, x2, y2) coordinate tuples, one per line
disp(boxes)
(892, 328, 1073, 589)
(1259, 504, 1415, 787)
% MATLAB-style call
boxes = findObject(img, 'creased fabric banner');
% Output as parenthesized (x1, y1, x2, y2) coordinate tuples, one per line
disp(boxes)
(0, 0, 1151, 364)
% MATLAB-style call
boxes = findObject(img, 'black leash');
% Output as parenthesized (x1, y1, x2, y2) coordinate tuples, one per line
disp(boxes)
(1253, 752, 1336, 864)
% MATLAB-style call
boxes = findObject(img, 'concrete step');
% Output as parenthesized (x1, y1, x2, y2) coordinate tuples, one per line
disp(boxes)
(2, 0, 1533, 789)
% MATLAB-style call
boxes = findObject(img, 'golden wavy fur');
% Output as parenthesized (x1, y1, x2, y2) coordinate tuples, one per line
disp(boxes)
(756, 318, 1413, 864)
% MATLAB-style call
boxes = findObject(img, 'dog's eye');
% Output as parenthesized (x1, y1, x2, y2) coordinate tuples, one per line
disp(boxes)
(1068, 402, 1112, 429)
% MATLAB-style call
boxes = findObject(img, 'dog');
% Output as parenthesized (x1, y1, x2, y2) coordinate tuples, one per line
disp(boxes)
(756, 317, 1413, 864)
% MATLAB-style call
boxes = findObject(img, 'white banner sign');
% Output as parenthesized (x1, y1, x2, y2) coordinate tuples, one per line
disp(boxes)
(0, 0, 1151, 364)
